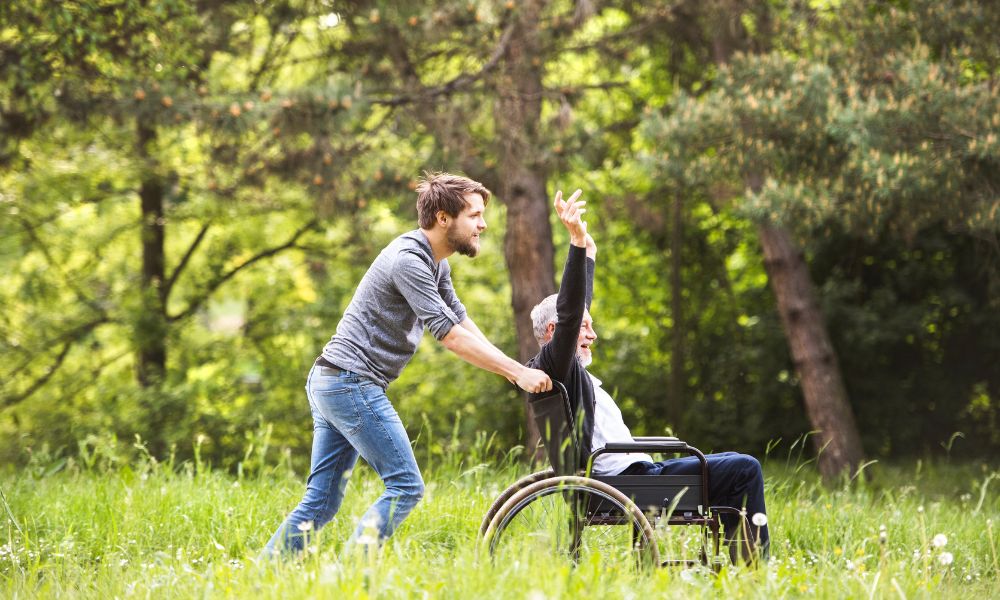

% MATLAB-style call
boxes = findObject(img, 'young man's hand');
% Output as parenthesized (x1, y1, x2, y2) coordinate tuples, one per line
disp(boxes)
(516, 367, 553, 393)
(554, 189, 587, 247)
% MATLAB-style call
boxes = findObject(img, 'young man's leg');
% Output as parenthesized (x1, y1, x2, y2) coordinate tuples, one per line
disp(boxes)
(341, 382, 424, 546)
(262, 368, 361, 556)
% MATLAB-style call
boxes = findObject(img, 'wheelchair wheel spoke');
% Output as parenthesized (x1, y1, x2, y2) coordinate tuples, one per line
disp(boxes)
(487, 479, 658, 569)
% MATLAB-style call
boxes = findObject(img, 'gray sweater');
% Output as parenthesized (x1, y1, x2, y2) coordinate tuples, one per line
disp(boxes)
(321, 230, 467, 388)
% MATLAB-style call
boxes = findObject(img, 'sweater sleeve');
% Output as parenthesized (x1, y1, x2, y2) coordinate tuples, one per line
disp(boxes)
(391, 251, 462, 340)
(537, 244, 587, 382)
(437, 259, 468, 324)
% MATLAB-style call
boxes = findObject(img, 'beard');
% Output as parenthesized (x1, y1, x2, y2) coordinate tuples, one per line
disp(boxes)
(577, 352, 592, 368)
(447, 226, 480, 257)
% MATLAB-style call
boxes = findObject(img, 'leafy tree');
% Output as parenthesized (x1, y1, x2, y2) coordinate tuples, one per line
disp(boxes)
(642, 0, 1000, 476)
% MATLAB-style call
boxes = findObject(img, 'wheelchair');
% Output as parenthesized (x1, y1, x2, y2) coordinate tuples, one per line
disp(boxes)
(479, 382, 755, 569)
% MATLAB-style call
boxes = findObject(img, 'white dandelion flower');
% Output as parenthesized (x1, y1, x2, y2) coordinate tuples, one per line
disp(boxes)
(752, 512, 768, 527)
(938, 552, 953, 566)
(932, 534, 947, 548)
(297, 520, 314, 532)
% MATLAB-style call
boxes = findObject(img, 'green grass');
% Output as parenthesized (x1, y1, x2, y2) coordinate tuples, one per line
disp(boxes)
(2, 442, 998, 599)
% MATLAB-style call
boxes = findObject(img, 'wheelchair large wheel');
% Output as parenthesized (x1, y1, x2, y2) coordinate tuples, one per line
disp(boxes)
(482, 476, 659, 569)
(479, 468, 555, 537)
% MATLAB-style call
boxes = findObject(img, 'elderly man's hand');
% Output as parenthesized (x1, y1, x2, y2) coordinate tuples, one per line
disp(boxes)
(554, 189, 587, 247)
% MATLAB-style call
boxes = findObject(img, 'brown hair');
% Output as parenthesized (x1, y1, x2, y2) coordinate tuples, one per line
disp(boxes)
(415, 172, 491, 229)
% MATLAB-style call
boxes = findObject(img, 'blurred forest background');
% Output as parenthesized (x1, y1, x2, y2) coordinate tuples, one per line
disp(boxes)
(2, 0, 998, 478)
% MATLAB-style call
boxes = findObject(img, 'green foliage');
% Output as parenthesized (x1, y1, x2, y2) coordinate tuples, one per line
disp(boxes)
(3, 0, 1000, 469)
(640, 0, 1000, 457)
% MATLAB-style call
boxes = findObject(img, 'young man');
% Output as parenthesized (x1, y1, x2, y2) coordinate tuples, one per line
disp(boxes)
(528, 190, 769, 558)
(264, 172, 551, 556)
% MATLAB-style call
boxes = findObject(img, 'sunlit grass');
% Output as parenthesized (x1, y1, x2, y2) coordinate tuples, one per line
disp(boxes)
(1, 440, 997, 598)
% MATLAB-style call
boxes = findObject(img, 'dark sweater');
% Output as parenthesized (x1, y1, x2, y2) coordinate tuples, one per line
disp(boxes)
(526, 244, 596, 469)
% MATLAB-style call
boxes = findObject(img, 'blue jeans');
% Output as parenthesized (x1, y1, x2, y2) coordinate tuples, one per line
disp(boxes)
(622, 451, 769, 555)
(263, 366, 424, 556)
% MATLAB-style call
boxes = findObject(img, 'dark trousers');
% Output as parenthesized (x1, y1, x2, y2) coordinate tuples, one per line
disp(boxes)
(622, 451, 769, 555)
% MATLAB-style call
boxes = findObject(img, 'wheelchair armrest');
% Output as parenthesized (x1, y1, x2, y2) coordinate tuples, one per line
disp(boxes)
(632, 436, 681, 443)
(601, 441, 689, 453)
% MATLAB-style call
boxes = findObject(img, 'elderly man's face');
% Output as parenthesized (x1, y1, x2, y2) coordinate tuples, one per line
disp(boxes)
(576, 311, 597, 366)
(544, 309, 597, 367)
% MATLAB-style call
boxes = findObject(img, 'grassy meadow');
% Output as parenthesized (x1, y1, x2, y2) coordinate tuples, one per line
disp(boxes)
(1, 434, 998, 599)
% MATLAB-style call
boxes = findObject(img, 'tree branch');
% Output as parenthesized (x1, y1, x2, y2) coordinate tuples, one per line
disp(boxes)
(0, 316, 111, 408)
(3, 341, 73, 410)
(4, 317, 110, 382)
(372, 22, 516, 107)
(167, 219, 319, 322)
(163, 222, 211, 299)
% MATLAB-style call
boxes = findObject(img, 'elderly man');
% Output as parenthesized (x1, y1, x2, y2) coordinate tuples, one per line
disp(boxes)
(264, 172, 552, 557)
(527, 190, 769, 558)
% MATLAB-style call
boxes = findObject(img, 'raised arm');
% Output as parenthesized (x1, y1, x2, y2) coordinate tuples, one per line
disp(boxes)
(585, 233, 595, 311)
(535, 190, 590, 381)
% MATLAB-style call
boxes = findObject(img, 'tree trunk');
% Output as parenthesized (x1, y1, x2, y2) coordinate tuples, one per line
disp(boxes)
(756, 221, 865, 479)
(669, 190, 684, 429)
(136, 122, 167, 387)
(705, 4, 865, 481)
(495, 0, 555, 458)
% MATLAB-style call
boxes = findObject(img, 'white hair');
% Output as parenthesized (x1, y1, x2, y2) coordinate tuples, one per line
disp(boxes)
(530, 294, 559, 346)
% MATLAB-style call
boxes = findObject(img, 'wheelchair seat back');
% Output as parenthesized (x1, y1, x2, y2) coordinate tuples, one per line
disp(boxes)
(529, 382, 582, 475)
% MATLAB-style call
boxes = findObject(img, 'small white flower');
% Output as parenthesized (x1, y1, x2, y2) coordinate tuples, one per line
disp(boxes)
(296, 520, 314, 532)
(355, 533, 378, 546)
(932, 534, 947, 548)
(752, 512, 768, 527)
(917, 505, 924, 513)
(938, 552, 953, 566)
(212, 540, 225, 551)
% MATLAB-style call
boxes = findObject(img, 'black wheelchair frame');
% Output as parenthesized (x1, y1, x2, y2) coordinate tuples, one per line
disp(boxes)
(479, 382, 755, 568)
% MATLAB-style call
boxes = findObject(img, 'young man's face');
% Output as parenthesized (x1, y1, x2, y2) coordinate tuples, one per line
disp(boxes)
(445, 192, 487, 257)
